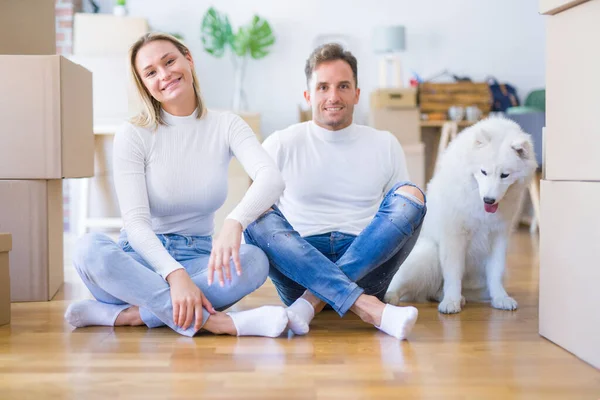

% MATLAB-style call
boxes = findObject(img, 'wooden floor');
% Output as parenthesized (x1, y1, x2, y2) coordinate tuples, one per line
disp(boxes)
(1, 230, 599, 399)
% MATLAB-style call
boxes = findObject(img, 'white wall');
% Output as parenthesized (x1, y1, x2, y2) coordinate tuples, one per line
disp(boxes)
(93, 0, 545, 137)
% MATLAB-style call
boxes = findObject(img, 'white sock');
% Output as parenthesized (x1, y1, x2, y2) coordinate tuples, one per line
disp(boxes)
(65, 299, 130, 328)
(286, 298, 315, 335)
(376, 304, 419, 340)
(227, 306, 288, 338)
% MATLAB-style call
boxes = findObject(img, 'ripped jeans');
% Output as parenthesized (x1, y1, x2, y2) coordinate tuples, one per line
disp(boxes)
(243, 181, 427, 316)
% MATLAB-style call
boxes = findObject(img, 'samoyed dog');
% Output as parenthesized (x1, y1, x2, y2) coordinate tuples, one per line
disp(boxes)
(384, 117, 538, 314)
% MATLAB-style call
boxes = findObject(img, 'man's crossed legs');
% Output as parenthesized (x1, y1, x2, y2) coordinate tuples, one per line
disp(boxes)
(244, 182, 426, 339)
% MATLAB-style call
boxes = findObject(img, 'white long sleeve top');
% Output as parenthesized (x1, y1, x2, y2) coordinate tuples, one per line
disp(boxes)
(262, 121, 409, 237)
(112, 108, 284, 278)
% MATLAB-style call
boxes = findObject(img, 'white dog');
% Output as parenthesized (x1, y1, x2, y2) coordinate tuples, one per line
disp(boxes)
(385, 117, 538, 314)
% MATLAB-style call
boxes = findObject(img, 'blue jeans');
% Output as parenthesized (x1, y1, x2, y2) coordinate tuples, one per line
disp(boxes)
(71, 232, 269, 337)
(243, 181, 426, 316)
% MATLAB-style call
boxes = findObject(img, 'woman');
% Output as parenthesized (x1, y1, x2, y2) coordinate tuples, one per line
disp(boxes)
(65, 33, 287, 338)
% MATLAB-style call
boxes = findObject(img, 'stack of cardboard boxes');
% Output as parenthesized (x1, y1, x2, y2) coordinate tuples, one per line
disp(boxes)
(0, 1, 94, 303)
(539, 0, 600, 369)
(369, 88, 426, 189)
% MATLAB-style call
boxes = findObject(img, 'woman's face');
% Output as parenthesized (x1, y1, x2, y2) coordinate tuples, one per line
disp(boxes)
(135, 40, 195, 105)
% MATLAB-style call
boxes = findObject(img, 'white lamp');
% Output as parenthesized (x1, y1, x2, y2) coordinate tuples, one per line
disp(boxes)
(373, 25, 406, 88)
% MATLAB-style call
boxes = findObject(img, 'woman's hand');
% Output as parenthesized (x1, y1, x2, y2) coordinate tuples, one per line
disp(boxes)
(166, 269, 215, 331)
(207, 219, 243, 287)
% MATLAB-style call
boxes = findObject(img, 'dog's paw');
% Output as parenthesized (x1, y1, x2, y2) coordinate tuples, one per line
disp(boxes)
(438, 298, 463, 314)
(492, 296, 518, 311)
(384, 292, 401, 306)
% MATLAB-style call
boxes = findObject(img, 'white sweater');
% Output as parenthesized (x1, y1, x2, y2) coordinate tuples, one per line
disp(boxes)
(113, 109, 284, 278)
(263, 121, 409, 237)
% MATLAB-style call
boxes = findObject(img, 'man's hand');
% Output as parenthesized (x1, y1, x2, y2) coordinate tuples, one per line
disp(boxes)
(207, 219, 243, 287)
(166, 269, 215, 331)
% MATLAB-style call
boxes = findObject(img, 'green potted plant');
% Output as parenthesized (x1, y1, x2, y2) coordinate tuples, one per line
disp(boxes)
(201, 7, 275, 111)
(113, 0, 127, 16)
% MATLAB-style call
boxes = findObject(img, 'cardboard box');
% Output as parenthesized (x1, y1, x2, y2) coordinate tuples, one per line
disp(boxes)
(545, 0, 600, 181)
(403, 142, 426, 189)
(73, 13, 148, 56)
(370, 108, 421, 145)
(239, 112, 262, 138)
(0, 233, 11, 325)
(0, 180, 63, 302)
(0, 0, 56, 55)
(539, 180, 600, 369)
(0, 56, 94, 179)
(91, 135, 116, 177)
(298, 106, 312, 123)
(68, 55, 138, 125)
(541, 126, 547, 180)
(370, 88, 417, 109)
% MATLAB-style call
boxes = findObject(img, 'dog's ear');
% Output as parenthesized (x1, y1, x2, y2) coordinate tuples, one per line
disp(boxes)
(511, 138, 533, 159)
(474, 129, 491, 148)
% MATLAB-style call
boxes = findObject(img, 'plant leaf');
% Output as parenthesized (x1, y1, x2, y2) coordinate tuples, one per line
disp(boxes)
(200, 7, 233, 58)
(232, 26, 248, 57)
(233, 14, 275, 60)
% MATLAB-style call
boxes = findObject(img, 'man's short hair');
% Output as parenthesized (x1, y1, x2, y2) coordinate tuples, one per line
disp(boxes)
(304, 43, 358, 88)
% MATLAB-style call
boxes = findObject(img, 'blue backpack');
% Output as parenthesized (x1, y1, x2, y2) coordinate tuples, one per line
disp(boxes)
(487, 78, 520, 112)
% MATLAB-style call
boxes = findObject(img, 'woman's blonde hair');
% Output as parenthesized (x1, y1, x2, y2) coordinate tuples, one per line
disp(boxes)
(128, 32, 206, 128)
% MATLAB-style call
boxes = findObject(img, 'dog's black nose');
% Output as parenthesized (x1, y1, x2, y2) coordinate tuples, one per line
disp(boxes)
(483, 197, 496, 205)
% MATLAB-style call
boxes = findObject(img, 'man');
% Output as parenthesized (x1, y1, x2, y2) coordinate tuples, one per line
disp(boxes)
(243, 43, 426, 340)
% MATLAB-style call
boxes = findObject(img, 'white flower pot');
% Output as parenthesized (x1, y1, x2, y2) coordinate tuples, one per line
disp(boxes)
(113, 5, 127, 16)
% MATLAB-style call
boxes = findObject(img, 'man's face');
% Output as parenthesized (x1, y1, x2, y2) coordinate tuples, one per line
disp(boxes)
(304, 59, 360, 131)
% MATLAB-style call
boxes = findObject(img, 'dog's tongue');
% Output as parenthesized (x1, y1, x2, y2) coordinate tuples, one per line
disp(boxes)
(484, 203, 499, 213)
